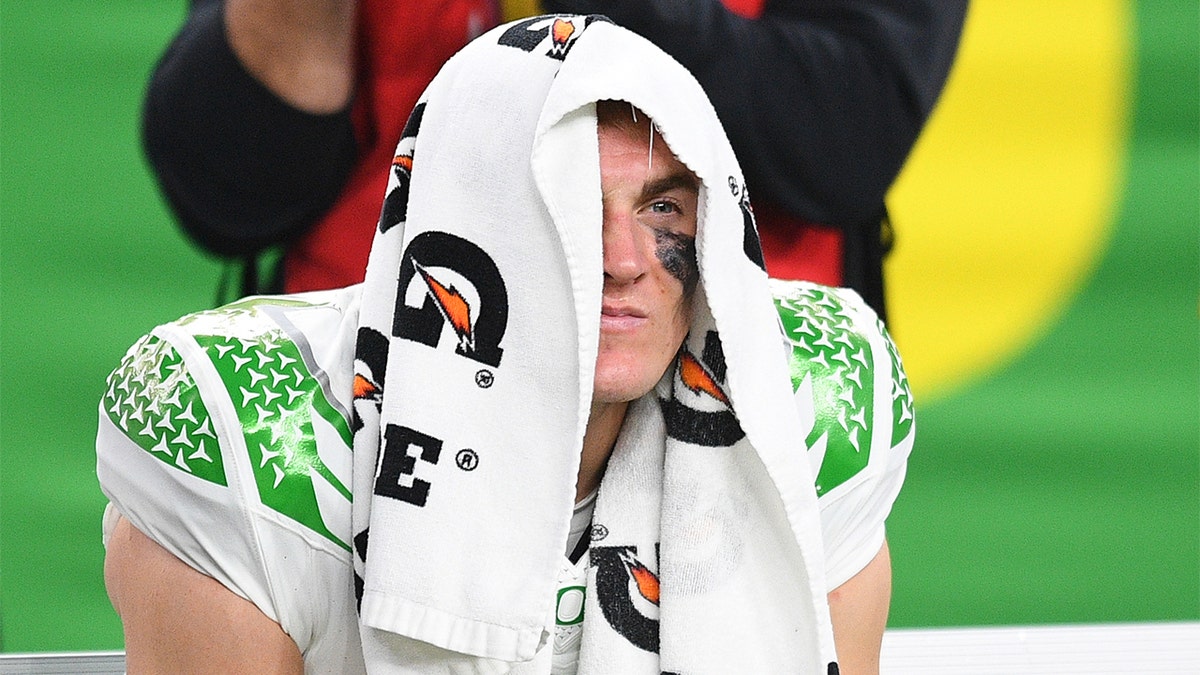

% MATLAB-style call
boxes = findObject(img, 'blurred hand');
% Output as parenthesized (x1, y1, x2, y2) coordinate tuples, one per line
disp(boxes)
(225, 0, 358, 113)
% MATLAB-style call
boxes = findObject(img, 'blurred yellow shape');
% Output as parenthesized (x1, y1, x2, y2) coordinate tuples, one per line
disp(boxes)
(886, 0, 1131, 401)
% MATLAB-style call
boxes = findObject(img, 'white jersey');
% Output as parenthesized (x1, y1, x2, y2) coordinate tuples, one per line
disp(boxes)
(96, 280, 913, 673)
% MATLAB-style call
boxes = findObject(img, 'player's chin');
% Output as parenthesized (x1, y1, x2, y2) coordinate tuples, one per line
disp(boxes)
(592, 355, 660, 404)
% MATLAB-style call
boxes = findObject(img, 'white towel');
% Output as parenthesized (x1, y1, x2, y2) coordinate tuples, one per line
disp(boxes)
(351, 16, 838, 673)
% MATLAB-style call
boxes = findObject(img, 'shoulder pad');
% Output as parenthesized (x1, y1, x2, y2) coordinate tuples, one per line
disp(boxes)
(101, 295, 355, 550)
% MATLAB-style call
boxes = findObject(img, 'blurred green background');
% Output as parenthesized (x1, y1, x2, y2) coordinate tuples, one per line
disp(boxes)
(1, 0, 1196, 652)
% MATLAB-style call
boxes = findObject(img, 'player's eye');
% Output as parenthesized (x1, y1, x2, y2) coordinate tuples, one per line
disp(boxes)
(647, 199, 681, 214)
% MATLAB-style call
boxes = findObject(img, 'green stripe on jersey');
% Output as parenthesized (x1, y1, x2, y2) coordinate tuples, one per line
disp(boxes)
(189, 299, 353, 552)
(775, 285, 877, 497)
(881, 320, 915, 448)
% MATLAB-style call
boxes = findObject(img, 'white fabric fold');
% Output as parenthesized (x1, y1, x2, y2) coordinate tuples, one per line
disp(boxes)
(352, 15, 838, 673)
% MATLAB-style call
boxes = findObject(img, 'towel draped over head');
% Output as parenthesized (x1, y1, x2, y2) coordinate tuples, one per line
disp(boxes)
(351, 15, 838, 673)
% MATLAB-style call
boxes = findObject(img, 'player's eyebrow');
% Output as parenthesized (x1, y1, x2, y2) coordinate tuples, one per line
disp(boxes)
(639, 171, 699, 204)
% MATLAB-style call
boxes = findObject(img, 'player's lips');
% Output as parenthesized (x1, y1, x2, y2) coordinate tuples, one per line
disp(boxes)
(600, 302, 648, 331)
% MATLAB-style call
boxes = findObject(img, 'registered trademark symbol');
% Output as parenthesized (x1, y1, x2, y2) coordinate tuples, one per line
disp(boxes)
(475, 369, 494, 388)
(456, 449, 479, 471)
(589, 523, 609, 542)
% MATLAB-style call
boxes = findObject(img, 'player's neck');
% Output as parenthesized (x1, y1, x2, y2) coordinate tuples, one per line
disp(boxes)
(577, 400, 628, 503)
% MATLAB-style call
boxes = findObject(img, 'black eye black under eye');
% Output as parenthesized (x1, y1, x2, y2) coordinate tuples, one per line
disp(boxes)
(652, 228, 698, 294)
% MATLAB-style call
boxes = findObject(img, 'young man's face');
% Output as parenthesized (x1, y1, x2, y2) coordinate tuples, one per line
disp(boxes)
(593, 103, 700, 405)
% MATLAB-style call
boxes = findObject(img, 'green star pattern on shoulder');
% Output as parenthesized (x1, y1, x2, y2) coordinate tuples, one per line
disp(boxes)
(773, 284, 912, 497)
(103, 334, 228, 486)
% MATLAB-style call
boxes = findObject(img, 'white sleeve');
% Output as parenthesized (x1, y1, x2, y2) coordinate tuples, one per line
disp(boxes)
(96, 328, 281, 620)
(770, 280, 916, 590)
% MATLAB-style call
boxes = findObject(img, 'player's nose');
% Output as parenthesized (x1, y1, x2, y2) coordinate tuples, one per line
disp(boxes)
(602, 206, 648, 284)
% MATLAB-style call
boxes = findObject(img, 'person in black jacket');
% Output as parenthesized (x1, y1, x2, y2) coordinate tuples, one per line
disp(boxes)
(142, 0, 967, 321)
(141, 0, 499, 296)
